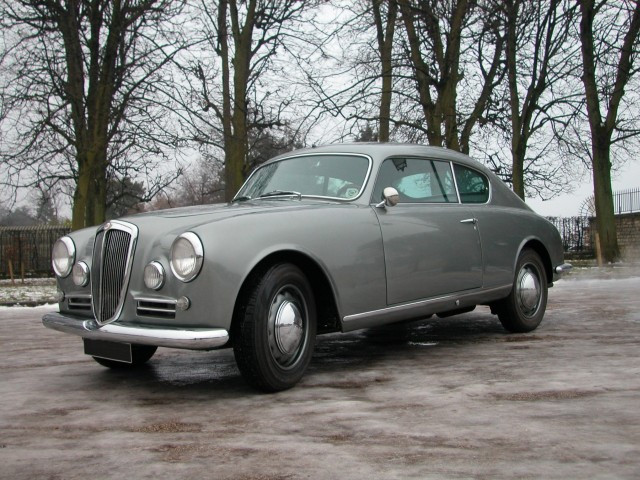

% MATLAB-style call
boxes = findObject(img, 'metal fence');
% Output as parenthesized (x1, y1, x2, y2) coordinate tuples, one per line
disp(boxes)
(613, 188, 640, 215)
(582, 188, 640, 216)
(0, 225, 71, 278)
(546, 216, 593, 256)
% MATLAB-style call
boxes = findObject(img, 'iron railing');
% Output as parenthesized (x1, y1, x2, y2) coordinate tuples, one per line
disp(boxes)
(613, 188, 640, 215)
(0, 225, 71, 278)
(546, 216, 593, 256)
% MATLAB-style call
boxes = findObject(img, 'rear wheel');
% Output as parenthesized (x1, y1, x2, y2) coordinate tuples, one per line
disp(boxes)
(232, 263, 316, 392)
(496, 249, 548, 333)
(92, 344, 157, 369)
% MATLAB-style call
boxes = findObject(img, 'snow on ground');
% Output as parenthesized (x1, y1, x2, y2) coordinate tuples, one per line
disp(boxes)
(0, 303, 57, 312)
(0, 278, 57, 306)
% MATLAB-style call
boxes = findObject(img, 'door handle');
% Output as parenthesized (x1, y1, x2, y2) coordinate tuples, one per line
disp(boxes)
(460, 218, 477, 224)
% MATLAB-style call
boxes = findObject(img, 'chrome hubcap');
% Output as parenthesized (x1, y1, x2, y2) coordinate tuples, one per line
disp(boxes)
(274, 300, 303, 355)
(268, 286, 307, 369)
(517, 264, 541, 317)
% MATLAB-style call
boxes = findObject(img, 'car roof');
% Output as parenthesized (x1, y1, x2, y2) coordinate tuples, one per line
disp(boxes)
(266, 142, 488, 172)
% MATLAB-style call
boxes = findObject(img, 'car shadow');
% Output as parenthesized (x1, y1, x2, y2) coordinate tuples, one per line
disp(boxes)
(84, 309, 520, 397)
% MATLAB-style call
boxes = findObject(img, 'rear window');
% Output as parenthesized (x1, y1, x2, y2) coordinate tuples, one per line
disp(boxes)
(454, 164, 489, 203)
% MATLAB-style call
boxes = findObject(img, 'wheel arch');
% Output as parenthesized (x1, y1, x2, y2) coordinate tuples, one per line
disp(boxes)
(231, 250, 342, 338)
(518, 238, 553, 286)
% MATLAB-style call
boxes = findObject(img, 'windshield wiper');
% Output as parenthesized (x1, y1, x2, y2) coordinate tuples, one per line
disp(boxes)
(258, 190, 302, 199)
(232, 195, 252, 202)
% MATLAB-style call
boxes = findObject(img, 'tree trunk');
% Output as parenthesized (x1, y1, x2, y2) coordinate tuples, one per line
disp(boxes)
(591, 134, 620, 261)
(399, 0, 499, 152)
(219, 0, 254, 202)
(505, 0, 525, 200)
(379, 47, 393, 142)
(511, 137, 526, 200)
(577, 0, 637, 262)
(373, 0, 397, 143)
(72, 161, 90, 231)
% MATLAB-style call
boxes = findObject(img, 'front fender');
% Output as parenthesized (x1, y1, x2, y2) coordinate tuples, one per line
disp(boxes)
(191, 204, 387, 330)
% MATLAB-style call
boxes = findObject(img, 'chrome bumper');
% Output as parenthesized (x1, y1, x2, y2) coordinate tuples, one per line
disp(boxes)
(555, 263, 573, 274)
(42, 312, 229, 350)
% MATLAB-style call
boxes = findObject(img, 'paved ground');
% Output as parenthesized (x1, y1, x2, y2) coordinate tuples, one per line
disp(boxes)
(1, 275, 639, 479)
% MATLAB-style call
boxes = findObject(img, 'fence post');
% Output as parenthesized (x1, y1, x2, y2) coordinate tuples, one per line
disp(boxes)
(8, 260, 15, 285)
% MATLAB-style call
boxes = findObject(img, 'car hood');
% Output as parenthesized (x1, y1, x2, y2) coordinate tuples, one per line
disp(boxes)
(119, 199, 352, 232)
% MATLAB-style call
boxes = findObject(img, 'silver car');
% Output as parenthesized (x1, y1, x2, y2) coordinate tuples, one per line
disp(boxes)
(43, 143, 570, 391)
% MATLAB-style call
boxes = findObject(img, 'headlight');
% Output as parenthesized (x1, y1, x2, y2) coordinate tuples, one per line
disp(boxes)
(72, 261, 90, 287)
(144, 261, 165, 290)
(52, 237, 75, 277)
(170, 232, 204, 282)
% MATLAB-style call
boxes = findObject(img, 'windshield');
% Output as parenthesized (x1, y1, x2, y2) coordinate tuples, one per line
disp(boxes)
(236, 154, 371, 201)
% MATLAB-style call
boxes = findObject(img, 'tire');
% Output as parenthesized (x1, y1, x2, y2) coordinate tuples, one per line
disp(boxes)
(92, 344, 157, 369)
(232, 263, 317, 392)
(496, 249, 548, 333)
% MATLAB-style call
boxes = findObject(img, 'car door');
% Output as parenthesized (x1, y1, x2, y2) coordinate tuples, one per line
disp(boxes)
(372, 157, 483, 305)
(451, 162, 511, 288)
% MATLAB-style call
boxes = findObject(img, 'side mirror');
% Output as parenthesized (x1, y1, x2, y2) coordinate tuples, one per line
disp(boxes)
(376, 187, 399, 208)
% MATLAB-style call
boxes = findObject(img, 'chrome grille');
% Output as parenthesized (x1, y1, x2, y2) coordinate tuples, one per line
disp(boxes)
(67, 295, 92, 311)
(136, 298, 177, 319)
(91, 221, 138, 325)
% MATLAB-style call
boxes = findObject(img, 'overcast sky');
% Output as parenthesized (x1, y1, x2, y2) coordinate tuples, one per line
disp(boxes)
(527, 159, 640, 217)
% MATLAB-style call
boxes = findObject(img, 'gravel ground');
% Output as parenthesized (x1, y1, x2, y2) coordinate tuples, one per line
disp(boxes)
(1, 272, 639, 479)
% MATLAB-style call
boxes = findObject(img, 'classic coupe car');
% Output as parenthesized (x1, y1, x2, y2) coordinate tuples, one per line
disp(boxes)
(43, 143, 570, 391)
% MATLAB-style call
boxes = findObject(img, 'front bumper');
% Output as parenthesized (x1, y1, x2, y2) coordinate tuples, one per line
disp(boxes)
(42, 312, 229, 350)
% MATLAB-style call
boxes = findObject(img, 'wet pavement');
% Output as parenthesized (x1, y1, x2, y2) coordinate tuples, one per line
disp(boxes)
(1, 275, 639, 479)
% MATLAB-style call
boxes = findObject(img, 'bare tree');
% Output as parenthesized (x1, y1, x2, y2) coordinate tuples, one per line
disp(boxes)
(173, 155, 226, 207)
(296, 1, 406, 143)
(373, 0, 399, 142)
(578, 0, 640, 262)
(501, 0, 577, 200)
(0, 0, 186, 229)
(397, 0, 505, 154)
(184, 0, 315, 202)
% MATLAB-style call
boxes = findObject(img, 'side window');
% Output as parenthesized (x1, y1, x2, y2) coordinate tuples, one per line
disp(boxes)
(454, 164, 489, 204)
(373, 158, 457, 203)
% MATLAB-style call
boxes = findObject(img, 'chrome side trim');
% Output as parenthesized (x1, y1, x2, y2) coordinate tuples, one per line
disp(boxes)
(450, 160, 462, 204)
(43, 312, 229, 350)
(341, 284, 512, 332)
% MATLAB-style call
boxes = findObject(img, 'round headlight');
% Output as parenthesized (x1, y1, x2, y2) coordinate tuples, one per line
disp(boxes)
(52, 237, 75, 277)
(144, 261, 165, 290)
(170, 232, 204, 282)
(72, 261, 90, 287)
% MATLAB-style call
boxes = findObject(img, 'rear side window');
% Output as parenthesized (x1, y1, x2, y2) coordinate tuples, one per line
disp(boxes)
(454, 164, 489, 203)
(373, 158, 457, 203)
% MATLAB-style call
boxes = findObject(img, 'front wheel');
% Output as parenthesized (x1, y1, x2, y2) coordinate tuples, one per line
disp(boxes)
(232, 263, 317, 392)
(496, 249, 548, 333)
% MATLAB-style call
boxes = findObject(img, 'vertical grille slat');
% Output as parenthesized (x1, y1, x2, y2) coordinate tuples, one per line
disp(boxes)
(91, 221, 138, 325)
